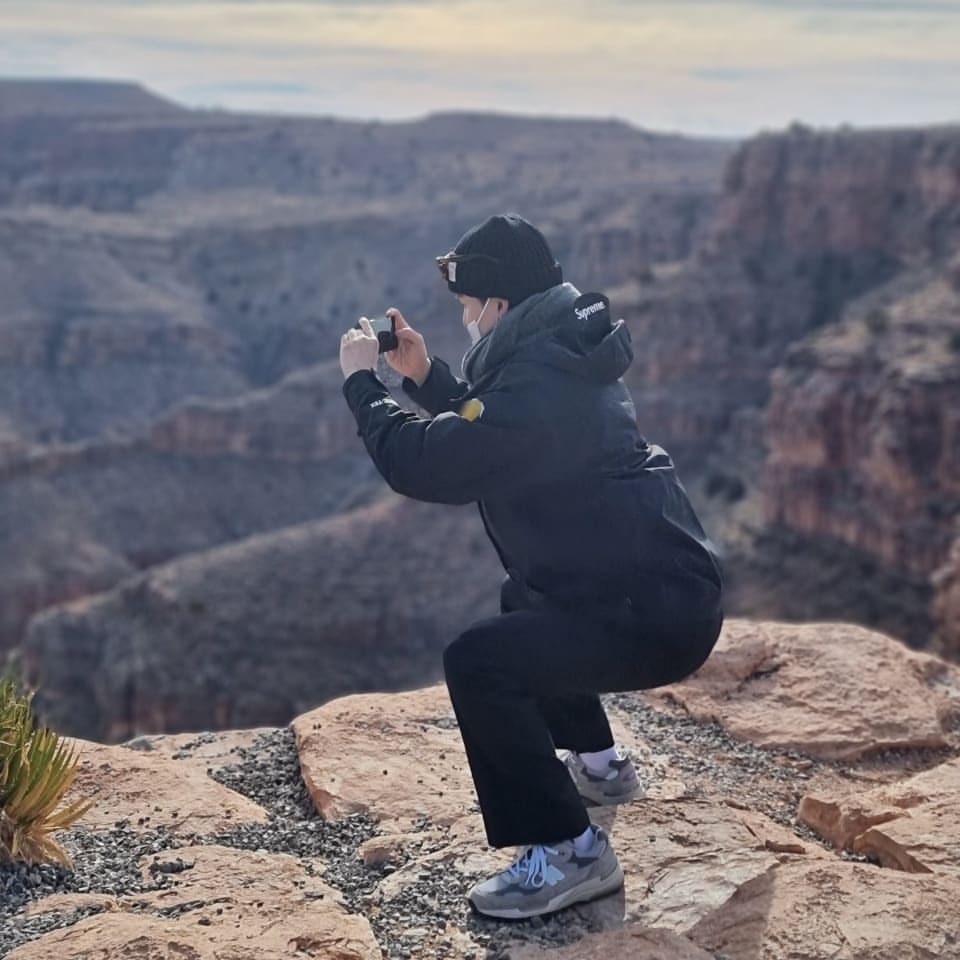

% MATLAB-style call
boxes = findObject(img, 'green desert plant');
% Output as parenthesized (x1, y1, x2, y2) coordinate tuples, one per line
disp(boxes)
(0, 675, 94, 866)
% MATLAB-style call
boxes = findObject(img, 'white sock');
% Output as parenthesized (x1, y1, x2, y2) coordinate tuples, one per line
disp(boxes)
(578, 745, 620, 773)
(572, 824, 597, 855)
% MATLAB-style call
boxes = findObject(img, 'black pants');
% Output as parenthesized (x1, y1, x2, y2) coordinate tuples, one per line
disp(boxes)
(442, 576, 723, 849)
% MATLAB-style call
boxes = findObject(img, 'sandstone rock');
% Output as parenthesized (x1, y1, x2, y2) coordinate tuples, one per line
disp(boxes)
(9, 844, 382, 960)
(115, 726, 296, 819)
(292, 681, 770, 950)
(292, 679, 818, 950)
(650, 619, 960, 759)
(604, 800, 814, 932)
(362, 795, 821, 960)
(293, 684, 478, 828)
(8, 671, 958, 960)
(119, 726, 277, 780)
(508, 926, 715, 960)
(357, 834, 410, 867)
(63, 737, 269, 834)
(292, 684, 684, 830)
(798, 756, 960, 873)
(23, 892, 119, 918)
(688, 860, 960, 960)
(733, 807, 812, 857)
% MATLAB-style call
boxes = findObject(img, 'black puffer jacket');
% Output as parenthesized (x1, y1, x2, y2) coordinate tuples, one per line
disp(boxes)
(342, 283, 723, 624)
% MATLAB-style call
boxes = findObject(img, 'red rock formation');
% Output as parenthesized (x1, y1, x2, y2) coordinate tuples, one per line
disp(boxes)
(623, 125, 960, 461)
(614, 125, 960, 656)
(710, 123, 960, 262)
(799, 758, 960, 873)
(763, 277, 960, 579)
(933, 529, 960, 660)
(757, 267, 960, 656)
(648, 618, 960, 760)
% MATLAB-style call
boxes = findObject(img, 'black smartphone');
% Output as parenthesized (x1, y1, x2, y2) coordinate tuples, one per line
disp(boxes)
(357, 314, 399, 354)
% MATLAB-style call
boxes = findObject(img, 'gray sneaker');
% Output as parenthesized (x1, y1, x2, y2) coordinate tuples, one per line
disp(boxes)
(562, 748, 641, 806)
(467, 825, 623, 920)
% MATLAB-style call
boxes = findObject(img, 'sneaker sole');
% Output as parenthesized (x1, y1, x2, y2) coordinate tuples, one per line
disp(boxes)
(469, 862, 625, 920)
(575, 781, 641, 807)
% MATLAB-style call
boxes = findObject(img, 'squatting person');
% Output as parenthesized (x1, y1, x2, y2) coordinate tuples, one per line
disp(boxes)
(338, 213, 724, 920)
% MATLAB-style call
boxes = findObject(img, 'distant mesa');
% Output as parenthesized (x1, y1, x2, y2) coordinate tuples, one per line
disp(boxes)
(0, 78, 183, 118)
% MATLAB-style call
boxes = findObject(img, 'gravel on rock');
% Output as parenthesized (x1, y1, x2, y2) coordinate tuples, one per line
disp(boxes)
(4, 693, 958, 960)
(0, 823, 184, 956)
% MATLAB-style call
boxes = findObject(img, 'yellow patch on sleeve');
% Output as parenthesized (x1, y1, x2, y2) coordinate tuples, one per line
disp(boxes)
(459, 398, 485, 422)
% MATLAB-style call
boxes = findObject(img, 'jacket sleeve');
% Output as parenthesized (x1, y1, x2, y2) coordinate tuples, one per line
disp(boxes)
(343, 369, 551, 505)
(401, 356, 470, 417)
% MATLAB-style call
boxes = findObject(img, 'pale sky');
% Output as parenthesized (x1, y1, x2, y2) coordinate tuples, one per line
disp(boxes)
(2, 0, 959, 136)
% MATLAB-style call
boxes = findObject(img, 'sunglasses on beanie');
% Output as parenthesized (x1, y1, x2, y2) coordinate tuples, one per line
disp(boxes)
(435, 251, 500, 283)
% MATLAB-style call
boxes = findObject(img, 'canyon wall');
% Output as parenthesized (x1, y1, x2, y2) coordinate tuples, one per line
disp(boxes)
(20, 495, 502, 742)
(616, 125, 960, 651)
(0, 82, 735, 658)
(3, 82, 958, 737)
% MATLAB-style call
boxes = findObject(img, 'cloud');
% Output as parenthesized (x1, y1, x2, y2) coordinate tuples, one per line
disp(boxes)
(691, 68, 753, 82)
(755, 0, 958, 10)
(619, 0, 959, 10)
(188, 80, 318, 94)
(0, 0, 958, 136)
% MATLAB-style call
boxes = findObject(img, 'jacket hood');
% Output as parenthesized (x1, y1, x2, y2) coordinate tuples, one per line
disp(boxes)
(461, 282, 634, 385)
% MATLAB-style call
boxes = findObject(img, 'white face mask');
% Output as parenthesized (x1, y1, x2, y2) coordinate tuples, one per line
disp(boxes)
(467, 298, 492, 345)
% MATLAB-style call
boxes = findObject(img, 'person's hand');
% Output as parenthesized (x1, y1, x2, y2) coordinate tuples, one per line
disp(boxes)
(383, 308, 431, 386)
(340, 317, 379, 380)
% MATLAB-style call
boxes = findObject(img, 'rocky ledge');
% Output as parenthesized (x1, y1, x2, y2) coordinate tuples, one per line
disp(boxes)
(2, 617, 960, 960)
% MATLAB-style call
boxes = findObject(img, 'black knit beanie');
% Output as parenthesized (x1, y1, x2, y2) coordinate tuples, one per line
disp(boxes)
(441, 213, 563, 306)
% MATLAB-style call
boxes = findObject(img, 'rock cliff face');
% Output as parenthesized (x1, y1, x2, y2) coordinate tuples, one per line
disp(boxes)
(2, 84, 958, 743)
(623, 124, 960, 463)
(761, 270, 960, 577)
(933, 530, 960, 661)
(745, 132, 960, 651)
(0, 80, 181, 118)
(619, 125, 960, 653)
(0, 99, 733, 442)
(712, 124, 960, 261)
(4, 620, 960, 959)
(0, 84, 734, 661)
(0, 213, 246, 444)
(21, 494, 502, 743)
(0, 363, 378, 654)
